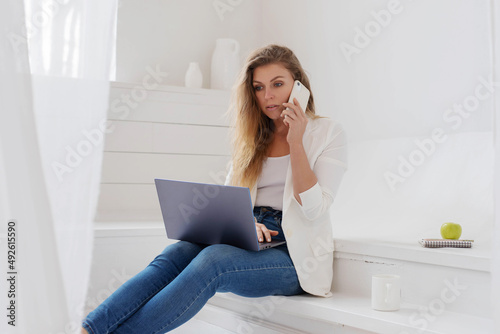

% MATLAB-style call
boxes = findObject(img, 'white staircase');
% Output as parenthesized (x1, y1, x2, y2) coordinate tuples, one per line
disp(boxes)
(198, 238, 493, 334)
(88, 222, 494, 334)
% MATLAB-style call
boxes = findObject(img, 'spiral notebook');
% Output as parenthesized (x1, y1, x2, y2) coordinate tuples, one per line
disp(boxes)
(419, 239, 474, 248)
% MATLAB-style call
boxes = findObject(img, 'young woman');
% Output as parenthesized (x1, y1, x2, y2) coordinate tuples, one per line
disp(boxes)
(82, 44, 347, 334)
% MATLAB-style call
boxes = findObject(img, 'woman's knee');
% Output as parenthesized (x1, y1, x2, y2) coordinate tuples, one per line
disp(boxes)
(150, 241, 203, 269)
(162, 241, 202, 256)
(193, 244, 241, 271)
(199, 244, 238, 259)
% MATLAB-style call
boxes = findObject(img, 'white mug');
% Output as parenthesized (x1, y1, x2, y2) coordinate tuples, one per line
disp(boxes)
(371, 274, 400, 311)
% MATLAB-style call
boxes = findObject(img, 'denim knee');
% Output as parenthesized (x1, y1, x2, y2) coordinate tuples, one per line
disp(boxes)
(148, 241, 204, 273)
(193, 244, 236, 270)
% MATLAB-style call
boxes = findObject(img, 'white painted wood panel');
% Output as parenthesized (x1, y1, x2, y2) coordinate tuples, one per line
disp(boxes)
(97, 83, 233, 222)
(104, 121, 230, 155)
(104, 121, 153, 152)
(96, 184, 161, 222)
(101, 152, 230, 184)
(152, 123, 230, 155)
(108, 100, 229, 126)
(108, 82, 231, 126)
(109, 82, 230, 106)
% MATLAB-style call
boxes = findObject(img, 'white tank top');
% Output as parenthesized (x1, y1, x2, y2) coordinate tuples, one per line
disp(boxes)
(255, 155, 290, 211)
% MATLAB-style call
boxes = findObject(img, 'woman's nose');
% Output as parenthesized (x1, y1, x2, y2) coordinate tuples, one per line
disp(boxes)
(264, 88, 273, 100)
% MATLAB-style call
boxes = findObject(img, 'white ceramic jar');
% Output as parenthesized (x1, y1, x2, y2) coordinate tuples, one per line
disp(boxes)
(185, 62, 203, 88)
(210, 38, 240, 90)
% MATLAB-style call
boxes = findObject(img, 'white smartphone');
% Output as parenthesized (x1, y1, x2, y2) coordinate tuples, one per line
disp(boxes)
(287, 80, 310, 111)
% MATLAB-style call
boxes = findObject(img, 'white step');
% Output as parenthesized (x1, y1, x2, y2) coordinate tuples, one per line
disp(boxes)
(170, 318, 235, 334)
(88, 223, 494, 334)
(202, 238, 493, 334)
(204, 291, 493, 334)
(332, 238, 491, 318)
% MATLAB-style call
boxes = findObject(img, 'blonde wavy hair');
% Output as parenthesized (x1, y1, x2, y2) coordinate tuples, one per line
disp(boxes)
(228, 44, 319, 189)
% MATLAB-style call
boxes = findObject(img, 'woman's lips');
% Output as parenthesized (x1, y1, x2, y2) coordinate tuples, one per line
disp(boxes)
(266, 104, 280, 111)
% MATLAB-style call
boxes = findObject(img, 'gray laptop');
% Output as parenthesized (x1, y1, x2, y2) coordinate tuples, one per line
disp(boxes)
(154, 178, 286, 251)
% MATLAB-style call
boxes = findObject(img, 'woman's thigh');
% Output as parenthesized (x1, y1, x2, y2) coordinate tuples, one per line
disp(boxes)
(191, 243, 303, 297)
(114, 243, 303, 333)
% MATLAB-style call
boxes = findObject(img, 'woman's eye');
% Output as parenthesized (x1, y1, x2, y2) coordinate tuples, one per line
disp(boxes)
(254, 86, 263, 91)
(274, 82, 283, 87)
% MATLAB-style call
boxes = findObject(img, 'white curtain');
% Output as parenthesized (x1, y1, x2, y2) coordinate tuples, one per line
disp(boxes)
(492, 0, 500, 331)
(0, 1, 117, 333)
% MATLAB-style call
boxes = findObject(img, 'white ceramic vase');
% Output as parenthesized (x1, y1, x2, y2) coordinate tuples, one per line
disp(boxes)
(210, 38, 240, 90)
(185, 62, 203, 88)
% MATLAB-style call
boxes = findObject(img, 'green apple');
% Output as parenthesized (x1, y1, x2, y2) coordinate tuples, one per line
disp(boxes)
(440, 222, 462, 240)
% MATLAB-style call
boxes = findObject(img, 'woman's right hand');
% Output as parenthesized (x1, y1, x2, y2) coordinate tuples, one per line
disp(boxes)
(255, 221, 279, 243)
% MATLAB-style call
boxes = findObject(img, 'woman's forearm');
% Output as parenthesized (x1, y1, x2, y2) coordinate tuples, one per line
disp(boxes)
(289, 142, 317, 205)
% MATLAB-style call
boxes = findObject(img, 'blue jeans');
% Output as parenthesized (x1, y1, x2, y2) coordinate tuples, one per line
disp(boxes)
(83, 207, 303, 333)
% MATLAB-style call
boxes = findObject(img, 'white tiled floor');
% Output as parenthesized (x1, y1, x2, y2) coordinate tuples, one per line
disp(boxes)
(170, 319, 235, 333)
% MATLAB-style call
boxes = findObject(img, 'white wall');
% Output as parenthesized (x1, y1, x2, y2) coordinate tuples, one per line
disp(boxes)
(116, 0, 263, 87)
(261, 0, 493, 141)
(257, 0, 495, 244)
(491, 0, 500, 328)
(111, 0, 495, 243)
(116, 0, 493, 138)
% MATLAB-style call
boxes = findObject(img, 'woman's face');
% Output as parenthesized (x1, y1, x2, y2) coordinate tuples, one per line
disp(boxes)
(252, 63, 294, 121)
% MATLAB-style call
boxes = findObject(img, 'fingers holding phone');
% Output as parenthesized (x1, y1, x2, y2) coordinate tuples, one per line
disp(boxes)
(286, 80, 309, 112)
(282, 97, 302, 123)
(281, 80, 310, 144)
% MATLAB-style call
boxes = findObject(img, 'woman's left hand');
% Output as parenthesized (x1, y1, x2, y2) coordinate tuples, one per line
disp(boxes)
(281, 98, 308, 146)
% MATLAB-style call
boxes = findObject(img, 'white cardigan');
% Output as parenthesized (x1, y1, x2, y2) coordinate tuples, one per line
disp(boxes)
(225, 117, 348, 297)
